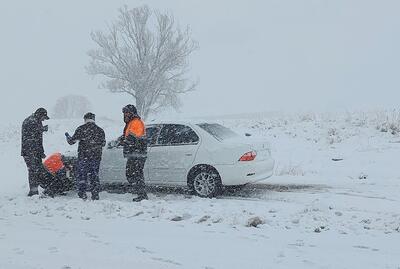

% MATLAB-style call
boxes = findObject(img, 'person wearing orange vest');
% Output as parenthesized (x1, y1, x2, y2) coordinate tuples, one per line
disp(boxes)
(42, 153, 73, 197)
(119, 104, 148, 202)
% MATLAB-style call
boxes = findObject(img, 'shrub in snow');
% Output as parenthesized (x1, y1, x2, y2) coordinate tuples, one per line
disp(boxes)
(327, 128, 342, 144)
(375, 110, 400, 135)
(246, 217, 265, 228)
(345, 111, 367, 127)
(0, 124, 20, 143)
(299, 113, 316, 122)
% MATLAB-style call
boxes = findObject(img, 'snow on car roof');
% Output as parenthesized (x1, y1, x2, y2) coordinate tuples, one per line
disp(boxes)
(146, 119, 215, 126)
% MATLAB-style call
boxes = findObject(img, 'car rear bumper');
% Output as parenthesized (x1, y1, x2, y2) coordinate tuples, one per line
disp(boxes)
(215, 158, 275, 186)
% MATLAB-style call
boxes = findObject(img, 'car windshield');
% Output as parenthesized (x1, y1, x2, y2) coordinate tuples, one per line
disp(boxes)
(197, 123, 239, 141)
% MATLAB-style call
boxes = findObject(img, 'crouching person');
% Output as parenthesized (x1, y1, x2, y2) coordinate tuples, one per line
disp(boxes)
(42, 153, 75, 197)
(65, 113, 106, 200)
(120, 105, 148, 202)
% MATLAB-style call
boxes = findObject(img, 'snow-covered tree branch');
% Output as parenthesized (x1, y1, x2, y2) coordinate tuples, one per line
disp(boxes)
(86, 5, 199, 119)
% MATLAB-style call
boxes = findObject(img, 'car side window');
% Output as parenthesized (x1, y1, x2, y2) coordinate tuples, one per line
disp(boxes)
(146, 126, 161, 147)
(157, 124, 199, 146)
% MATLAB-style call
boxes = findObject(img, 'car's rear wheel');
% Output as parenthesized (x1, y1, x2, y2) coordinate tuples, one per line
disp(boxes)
(188, 165, 222, 198)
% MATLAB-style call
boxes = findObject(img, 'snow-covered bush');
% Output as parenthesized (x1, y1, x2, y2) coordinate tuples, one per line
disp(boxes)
(346, 111, 368, 127)
(327, 128, 342, 144)
(0, 124, 20, 143)
(299, 113, 316, 122)
(375, 110, 400, 135)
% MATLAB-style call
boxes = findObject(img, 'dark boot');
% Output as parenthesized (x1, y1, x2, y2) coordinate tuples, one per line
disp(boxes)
(78, 192, 88, 200)
(27, 190, 39, 197)
(42, 188, 55, 198)
(132, 193, 148, 202)
(91, 192, 99, 201)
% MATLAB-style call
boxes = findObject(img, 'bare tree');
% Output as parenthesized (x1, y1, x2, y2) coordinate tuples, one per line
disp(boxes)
(86, 5, 198, 119)
(53, 95, 92, 119)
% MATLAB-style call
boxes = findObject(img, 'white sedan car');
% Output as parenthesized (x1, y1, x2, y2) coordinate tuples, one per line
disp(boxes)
(94, 121, 275, 197)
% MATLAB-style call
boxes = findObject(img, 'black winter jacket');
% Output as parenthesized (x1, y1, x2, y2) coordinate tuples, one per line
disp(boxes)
(120, 117, 147, 158)
(68, 122, 106, 160)
(21, 114, 45, 158)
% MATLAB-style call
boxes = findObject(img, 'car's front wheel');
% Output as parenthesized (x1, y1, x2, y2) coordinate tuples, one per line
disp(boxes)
(188, 165, 222, 198)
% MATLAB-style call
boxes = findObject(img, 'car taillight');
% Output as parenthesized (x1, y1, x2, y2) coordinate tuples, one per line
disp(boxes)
(239, 151, 257, 161)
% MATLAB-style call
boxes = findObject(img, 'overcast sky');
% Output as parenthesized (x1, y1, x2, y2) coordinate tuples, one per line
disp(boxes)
(1, 0, 399, 123)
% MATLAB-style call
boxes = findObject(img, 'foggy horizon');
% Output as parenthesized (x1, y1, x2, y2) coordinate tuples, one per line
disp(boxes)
(1, 0, 399, 123)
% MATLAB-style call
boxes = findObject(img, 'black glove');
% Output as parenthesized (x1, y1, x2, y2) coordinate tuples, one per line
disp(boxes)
(43, 125, 48, 132)
(65, 132, 74, 145)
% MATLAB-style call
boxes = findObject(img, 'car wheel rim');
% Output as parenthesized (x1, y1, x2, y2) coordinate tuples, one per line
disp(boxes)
(193, 171, 217, 197)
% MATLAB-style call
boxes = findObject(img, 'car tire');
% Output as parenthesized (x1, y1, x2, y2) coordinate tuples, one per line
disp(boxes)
(188, 165, 222, 198)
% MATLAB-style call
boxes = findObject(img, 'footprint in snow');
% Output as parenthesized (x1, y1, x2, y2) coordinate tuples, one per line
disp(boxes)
(91, 239, 110, 246)
(84, 232, 98, 239)
(151, 257, 182, 266)
(13, 248, 24, 255)
(196, 215, 211, 223)
(171, 216, 184, 221)
(353, 245, 370, 250)
(136, 246, 155, 254)
(302, 260, 315, 266)
(48, 247, 58, 254)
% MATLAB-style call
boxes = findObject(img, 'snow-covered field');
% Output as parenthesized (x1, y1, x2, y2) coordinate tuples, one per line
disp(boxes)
(1, 111, 400, 269)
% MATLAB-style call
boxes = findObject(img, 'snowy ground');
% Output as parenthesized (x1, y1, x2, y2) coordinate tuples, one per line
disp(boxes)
(1, 111, 400, 269)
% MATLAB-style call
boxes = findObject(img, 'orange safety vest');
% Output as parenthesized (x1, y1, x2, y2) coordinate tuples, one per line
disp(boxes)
(43, 153, 65, 175)
(124, 118, 145, 138)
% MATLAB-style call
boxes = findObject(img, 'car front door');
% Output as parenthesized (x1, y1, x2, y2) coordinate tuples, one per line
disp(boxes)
(143, 125, 162, 184)
(147, 124, 200, 185)
(99, 139, 126, 184)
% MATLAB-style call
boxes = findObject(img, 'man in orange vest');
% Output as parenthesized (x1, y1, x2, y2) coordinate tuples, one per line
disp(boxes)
(119, 104, 148, 202)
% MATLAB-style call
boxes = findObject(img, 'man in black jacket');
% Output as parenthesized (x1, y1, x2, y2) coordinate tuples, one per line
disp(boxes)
(65, 113, 106, 200)
(21, 108, 50, 196)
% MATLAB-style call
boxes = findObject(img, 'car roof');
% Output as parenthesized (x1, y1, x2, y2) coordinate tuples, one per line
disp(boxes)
(146, 120, 215, 126)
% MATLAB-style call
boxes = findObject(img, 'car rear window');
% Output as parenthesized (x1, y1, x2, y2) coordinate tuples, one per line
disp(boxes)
(197, 123, 239, 141)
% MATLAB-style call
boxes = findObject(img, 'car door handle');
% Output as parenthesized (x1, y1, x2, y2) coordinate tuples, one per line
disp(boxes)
(185, 153, 193, 156)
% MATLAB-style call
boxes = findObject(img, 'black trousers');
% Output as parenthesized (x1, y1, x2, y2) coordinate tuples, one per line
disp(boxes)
(126, 157, 147, 196)
(23, 156, 49, 191)
(75, 158, 101, 195)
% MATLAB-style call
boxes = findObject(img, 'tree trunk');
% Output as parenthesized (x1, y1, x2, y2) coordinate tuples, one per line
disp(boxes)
(136, 93, 147, 119)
